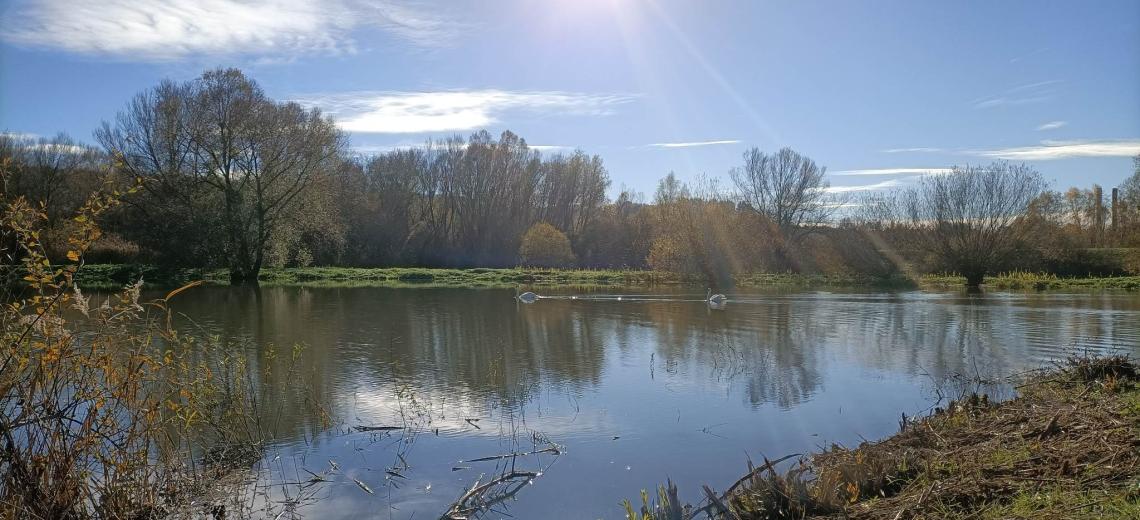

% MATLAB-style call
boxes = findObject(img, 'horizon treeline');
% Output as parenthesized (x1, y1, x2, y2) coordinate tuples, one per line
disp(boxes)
(3, 68, 1140, 286)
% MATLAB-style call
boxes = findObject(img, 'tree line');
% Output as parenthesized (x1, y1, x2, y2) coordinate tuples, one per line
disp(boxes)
(3, 68, 1140, 287)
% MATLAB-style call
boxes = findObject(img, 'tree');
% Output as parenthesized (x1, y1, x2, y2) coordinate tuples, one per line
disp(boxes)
(731, 147, 833, 238)
(891, 162, 1046, 287)
(1122, 155, 1140, 211)
(518, 222, 575, 267)
(654, 172, 687, 205)
(0, 133, 103, 227)
(97, 69, 344, 284)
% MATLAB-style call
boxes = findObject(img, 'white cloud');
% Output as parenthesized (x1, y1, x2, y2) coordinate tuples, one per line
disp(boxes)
(1035, 120, 1067, 131)
(646, 140, 740, 148)
(529, 145, 573, 153)
(973, 139, 1140, 160)
(0, 0, 458, 60)
(831, 168, 953, 176)
(351, 141, 570, 152)
(825, 167, 960, 194)
(824, 179, 908, 194)
(881, 147, 943, 153)
(297, 90, 636, 134)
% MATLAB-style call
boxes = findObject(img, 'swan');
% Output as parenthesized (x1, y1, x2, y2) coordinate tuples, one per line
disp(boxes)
(706, 288, 727, 305)
(515, 288, 538, 303)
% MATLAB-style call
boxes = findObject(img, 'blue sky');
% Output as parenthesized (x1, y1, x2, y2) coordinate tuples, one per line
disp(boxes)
(1, 0, 1138, 196)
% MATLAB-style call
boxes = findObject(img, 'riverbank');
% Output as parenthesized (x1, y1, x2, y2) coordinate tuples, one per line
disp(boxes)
(70, 264, 911, 290)
(66, 264, 1140, 291)
(921, 271, 1140, 290)
(627, 355, 1140, 519)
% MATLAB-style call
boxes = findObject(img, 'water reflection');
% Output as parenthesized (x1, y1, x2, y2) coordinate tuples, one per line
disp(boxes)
(151, 286, 1140, 518)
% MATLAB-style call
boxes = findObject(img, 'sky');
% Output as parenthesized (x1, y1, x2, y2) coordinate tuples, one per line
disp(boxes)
(1, 0, 1139, 196)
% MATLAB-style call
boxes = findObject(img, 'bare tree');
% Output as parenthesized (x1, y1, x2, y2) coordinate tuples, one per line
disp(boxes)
(890, 162, 1046, 287)
(0, 133, 102, 226)
(730, 147, 834, 238)
(97, 68, 343, 284)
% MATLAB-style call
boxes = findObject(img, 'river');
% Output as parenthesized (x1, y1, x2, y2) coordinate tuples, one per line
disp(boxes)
(153, 286, 1140, 518)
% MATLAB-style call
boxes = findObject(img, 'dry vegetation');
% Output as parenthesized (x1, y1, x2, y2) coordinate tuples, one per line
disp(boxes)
(626, 355, 1140, 520)
(1, 161, 324, 518)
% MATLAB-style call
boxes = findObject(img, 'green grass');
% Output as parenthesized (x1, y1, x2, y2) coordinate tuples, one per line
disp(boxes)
(71, 264, 918, 290)
(71, 264, 1140, 290)
(921, 271, 1140, 290)
(981, 485, 1140, 519)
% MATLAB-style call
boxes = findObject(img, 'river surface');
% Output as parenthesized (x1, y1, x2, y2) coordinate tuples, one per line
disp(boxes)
(154, 286, 1140, 519)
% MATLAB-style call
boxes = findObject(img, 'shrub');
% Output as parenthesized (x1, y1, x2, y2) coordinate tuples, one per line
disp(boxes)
(1, 164, 322, 518)
(518, 222, 576, 268)
(646, 236, 695, 273)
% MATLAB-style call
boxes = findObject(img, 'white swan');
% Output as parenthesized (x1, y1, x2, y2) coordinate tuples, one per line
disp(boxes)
(516, 288, 538, 303)
(706, 288, 727, 305)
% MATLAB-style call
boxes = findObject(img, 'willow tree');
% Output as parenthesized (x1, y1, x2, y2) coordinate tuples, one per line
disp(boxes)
(892, 162, 1045, 287)
(97, 68, 344, 284)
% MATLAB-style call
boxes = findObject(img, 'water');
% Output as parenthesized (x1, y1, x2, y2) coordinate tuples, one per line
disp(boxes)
(154, 286, 1140, 518)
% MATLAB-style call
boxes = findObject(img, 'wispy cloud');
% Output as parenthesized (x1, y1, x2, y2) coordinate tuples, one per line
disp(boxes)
(1035, 120, 1067, 131)
(646, 140, 740, 148)
(351, 141, 569, 155)
(825, 167, 959, 194)
(972, 79, 1061, 109)
(0, 0, 459, 60)
(881, 147, 943, 154)
(831, 168, 953, 176)
(824, 179, 909, 194)
(297, 90, 636, 134)
(529, 145, 574, 153)
(973, 139, 1140, 160)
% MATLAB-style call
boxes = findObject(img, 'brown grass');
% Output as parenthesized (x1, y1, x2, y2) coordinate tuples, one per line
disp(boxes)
(1, 164, 324, 519)
(627, 355, 1140, 520)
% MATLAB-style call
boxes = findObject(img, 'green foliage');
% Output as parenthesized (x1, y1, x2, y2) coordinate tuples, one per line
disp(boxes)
(518, 222, 576, 267)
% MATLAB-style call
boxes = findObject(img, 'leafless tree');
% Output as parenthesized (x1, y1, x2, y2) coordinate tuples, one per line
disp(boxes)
(98, 68, 344, 283)
(730, 147, 834, 238)
(888, 162, 1046, 287)
(0, 133, 103, 226)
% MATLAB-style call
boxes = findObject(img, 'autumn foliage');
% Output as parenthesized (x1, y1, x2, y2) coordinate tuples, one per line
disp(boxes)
(518, 222, 576, 268)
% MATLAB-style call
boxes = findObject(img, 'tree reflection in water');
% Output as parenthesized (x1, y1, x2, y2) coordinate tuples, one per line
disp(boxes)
(144, 286, 1140, 518)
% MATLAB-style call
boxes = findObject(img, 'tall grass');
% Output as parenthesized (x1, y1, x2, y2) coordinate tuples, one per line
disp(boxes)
(1, 165, 315, 518)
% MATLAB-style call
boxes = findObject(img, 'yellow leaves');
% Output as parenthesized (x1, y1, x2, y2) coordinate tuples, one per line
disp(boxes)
(74, 214, 88, 223)
(67, 250, 80, 262)
(846, 481, 860, 503)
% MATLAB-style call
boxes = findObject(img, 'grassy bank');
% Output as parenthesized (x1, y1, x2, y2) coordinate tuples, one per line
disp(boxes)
(68, 264, 1140, 290)
(921, 271, 1140, 290)
(71, 264, 912, 290)
(626, 355, 1140, 519)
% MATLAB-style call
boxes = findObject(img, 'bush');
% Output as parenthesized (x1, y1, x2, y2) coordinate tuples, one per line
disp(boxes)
(1, 167, 323, 518)
(518, 222, 576, 267)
